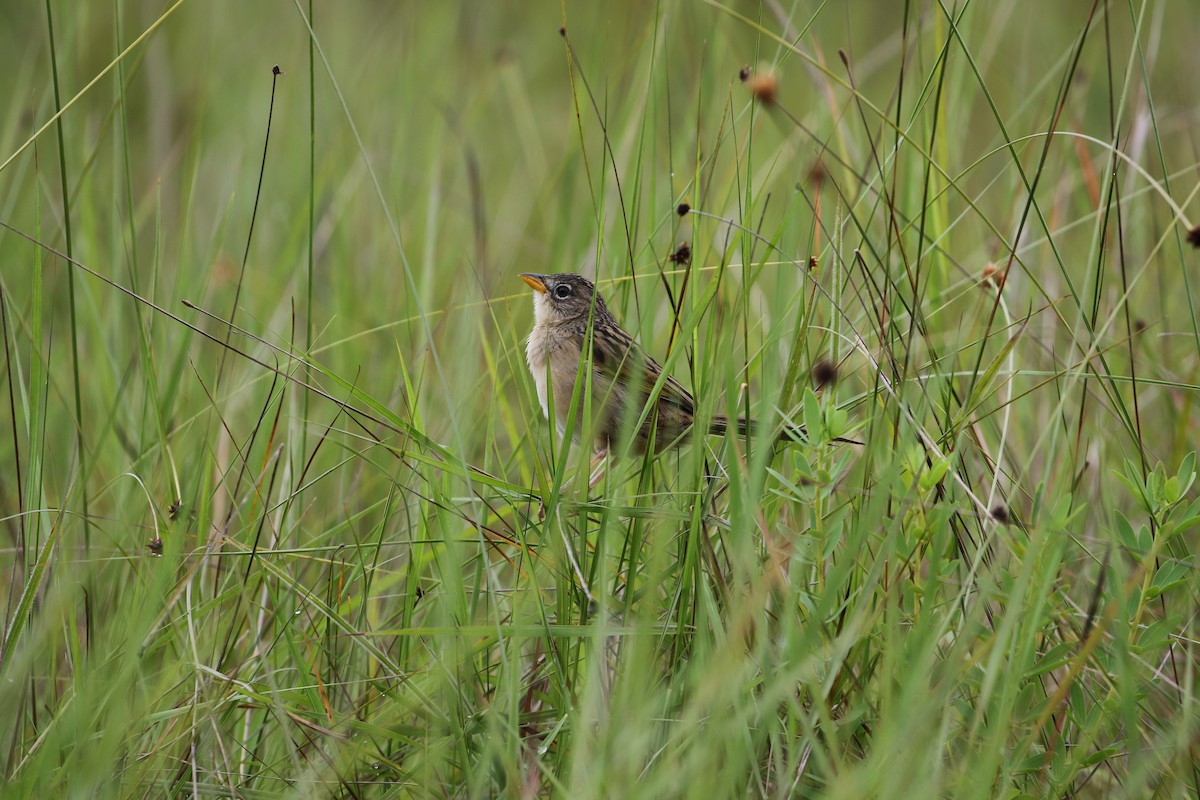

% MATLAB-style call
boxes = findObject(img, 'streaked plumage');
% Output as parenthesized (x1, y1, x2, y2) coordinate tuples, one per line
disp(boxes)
(521, 272, 748, 454)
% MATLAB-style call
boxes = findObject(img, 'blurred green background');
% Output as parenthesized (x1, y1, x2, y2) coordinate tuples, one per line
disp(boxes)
(1, 1, 1197, 797)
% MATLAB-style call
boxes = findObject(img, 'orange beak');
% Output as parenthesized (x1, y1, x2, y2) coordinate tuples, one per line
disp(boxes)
(519, 273, 548, 294)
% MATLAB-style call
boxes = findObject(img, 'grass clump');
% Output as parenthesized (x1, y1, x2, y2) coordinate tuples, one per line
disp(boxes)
(0, 1, 1196, 797)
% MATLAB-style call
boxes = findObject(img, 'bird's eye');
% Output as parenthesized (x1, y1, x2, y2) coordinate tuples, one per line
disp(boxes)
(553, 284, 573, 300)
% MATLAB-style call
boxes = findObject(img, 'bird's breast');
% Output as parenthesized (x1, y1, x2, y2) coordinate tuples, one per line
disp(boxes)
(526, 323, 583, 425)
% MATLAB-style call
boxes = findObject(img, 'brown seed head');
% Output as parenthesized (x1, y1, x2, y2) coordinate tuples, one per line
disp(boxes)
(807, 160, 827, 187)
(670, 242, 692, 266)
(812, 359, 838, 388)
(745, 71, 778, 106)
(1187, 224, 1200, 249)
(676, 202, 691, 217)
(981, 262, 1006, 290)
(990, 504, 1010, 524)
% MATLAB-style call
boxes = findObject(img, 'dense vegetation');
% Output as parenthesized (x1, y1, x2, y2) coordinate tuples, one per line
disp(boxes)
(0, 1, 1196, 796)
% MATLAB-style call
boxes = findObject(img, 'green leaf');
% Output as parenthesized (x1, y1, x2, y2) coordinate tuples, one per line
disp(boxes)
(1175, 451, 1196, 499)
(1146, 558, 1192, 599)
(920, 456, 951, 492)
(1133, 619, 1173, 655)
(803, 388, 822, 444)
(1114, 511, 1139, 553)
(1082, 747, 1120, 767)
(1113, 462, 1149, 512)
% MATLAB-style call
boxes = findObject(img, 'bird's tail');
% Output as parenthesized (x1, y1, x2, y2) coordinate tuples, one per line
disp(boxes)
(709, 413, 859, 445)
(709, 413, 751, 438)
(710, 414, 798, 443)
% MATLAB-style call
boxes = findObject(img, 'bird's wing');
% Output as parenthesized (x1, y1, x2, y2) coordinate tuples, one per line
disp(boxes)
(589, 321, 695, 415)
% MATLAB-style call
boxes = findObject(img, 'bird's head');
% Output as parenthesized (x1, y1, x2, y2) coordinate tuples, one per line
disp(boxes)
(519, 273, 606, 325)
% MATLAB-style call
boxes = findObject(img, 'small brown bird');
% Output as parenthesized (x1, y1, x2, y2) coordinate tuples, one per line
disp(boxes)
(520, 272, 753, 455)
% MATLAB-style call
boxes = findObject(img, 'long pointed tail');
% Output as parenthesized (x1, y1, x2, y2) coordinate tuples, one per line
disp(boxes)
(709, 414, 860, 445)
(709, 414, 753, 438)
(710, 414, 792, 442)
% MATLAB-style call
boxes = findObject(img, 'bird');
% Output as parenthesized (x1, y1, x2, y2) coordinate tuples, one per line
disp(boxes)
(520, 272, 759, 455)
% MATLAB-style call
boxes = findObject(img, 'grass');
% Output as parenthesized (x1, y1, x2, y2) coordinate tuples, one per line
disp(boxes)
(0, 0, 1197, 796)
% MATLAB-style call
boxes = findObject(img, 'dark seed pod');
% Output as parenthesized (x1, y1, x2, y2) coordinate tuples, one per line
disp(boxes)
(812, 359, 838, 388)
(669, 242, 691, 266)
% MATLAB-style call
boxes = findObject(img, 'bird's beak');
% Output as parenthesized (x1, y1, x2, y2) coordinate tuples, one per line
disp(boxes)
(519, 273, 548, 294)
